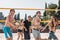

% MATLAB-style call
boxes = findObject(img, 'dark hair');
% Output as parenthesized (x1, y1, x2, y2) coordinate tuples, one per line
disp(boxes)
(53, 16, 58, 22)
(54, 17, 58, 22)
(51, 21, 54, 27)
(51, 16, 58, 27)
(28, 16, 31, 18)
(20, 19, 23, 22)
(36, 11, 41, 14)
(10, 9, 15, 12)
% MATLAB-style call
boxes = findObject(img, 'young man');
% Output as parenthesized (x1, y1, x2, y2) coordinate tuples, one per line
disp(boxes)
(31, 11, 41, 40)
(3, 9, 16, 40)
(24, 16, 32, 40)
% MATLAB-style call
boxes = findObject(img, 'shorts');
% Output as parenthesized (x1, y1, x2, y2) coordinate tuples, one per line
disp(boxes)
(17, 29, 22, 32)
(32, 29, 40, 38)
(48, 31, 58, 40)
(3, 26, 12, 38)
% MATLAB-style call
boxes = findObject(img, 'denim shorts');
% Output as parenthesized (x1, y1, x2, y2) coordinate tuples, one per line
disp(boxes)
(48, 31, 58, 40)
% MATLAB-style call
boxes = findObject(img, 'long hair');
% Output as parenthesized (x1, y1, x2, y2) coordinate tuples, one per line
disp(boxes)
(51, 16, 58, 27)
(51, 20, 54, 27)
(19, 19, 24, 26)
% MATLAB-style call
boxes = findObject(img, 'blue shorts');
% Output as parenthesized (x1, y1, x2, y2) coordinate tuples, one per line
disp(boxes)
(48, 31, 58, 40)
(3, 26, 12, 38)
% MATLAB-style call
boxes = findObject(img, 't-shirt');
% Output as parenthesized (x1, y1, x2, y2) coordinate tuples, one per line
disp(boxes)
(24, 20, 31, 39)
(24, 20, 31, 31)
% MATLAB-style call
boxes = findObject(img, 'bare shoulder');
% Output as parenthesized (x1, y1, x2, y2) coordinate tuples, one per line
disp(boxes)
(6, 15, 10, 21)
(48, 21, 51, 24)
(32, 17, 36, 20)
(6, 15, 10, 19)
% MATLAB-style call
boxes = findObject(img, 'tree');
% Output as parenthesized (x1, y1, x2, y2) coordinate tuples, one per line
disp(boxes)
(43, 3, 57, 20)
(25, 13, 27, 20)
(57, 0, 60, 20)
(14, 13, 20, 20)
(17, 13, 20, 20)
(48, 4, 57, 9)
(14, 14, 17, 20)
(48, 4, 57, 16)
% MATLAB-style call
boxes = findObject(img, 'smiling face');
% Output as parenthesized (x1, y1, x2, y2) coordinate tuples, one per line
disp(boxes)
(10, 9, 15, 16)
(36, 11, 41, 17)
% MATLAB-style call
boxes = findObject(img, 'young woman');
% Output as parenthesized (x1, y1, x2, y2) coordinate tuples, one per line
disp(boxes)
(42, 16, 58, 40)
(17, 19, 26, 40)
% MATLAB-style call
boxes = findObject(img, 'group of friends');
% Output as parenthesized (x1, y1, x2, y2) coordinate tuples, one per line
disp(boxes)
(3, 9, 58, 40)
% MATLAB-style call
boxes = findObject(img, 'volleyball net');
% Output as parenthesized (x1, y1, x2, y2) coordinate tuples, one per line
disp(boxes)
(0, 8, 60, 22)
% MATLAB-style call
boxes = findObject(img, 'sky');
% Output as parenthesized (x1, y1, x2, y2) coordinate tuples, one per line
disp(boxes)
(0, 0, 58, 19)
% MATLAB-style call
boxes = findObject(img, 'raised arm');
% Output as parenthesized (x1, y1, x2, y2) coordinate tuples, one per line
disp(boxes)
(41, 22, 50, 31)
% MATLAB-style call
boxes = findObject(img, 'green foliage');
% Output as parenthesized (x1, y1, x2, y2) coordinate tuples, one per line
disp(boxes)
(48, 4, 57, 9)
(25, 13, 27, 20)
(43, 3, 57, 20)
